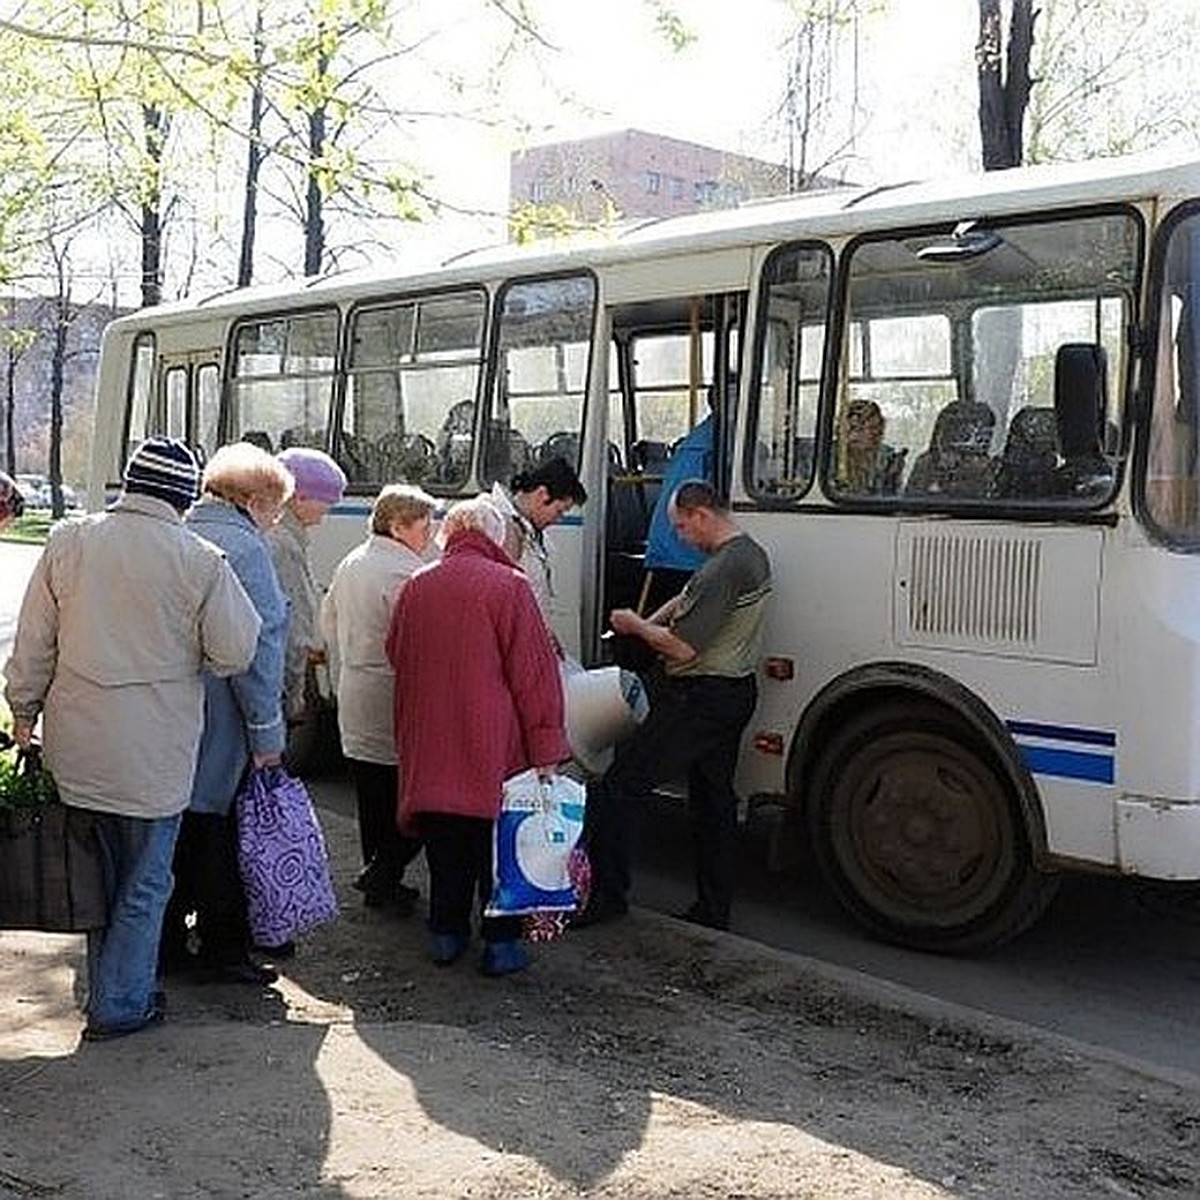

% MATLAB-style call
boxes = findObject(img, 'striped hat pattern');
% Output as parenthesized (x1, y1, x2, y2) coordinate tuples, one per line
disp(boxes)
(123, 436, 202, 511)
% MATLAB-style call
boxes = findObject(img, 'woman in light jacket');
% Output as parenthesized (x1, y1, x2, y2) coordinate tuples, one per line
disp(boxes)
(386, 495, 568, 977)
(321, 484, 438, 910)
(160, 442, 292, 985)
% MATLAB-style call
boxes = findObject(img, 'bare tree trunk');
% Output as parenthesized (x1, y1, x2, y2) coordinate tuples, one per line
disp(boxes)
(4, 341, 15, 477)
(141, 103, 167, 307)
(304, 91, 328, 276)
(238, 6, 267, 288)
(46, 247, 71, 520)
(977, 0, 1036, 170)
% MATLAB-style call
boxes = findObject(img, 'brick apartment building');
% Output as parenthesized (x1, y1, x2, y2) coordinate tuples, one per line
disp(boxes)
(509, 128, 796, 232)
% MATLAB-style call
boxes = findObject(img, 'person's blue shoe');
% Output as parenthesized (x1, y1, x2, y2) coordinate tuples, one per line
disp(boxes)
(428, 932, 469, 966)
(481, 939, 530, 977)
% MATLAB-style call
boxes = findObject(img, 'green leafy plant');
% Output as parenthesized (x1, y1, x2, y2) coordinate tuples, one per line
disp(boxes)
(0, 739, 58, 812)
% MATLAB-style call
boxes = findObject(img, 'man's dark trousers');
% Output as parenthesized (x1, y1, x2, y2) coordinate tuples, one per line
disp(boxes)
(585, 670, 756, 924)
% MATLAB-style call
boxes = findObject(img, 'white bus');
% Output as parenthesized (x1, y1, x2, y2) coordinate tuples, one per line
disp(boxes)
(89, 151, 1200, 952)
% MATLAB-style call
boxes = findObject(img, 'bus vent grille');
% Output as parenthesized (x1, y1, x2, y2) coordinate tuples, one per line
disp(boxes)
(906, 533, 1041, 644)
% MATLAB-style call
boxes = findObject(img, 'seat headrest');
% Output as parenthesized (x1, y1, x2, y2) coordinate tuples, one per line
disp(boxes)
(1005, 406, 1057, 456)
(932, 401, 994, 454)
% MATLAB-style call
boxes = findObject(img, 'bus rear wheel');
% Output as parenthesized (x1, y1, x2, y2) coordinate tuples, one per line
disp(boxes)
(808, 700, 1057, 954)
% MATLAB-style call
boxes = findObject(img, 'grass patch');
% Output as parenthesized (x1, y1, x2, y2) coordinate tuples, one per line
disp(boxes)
(0, 513, 53, 545)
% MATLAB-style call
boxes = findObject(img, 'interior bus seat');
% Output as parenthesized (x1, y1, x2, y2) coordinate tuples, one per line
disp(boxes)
(436, 399, 476, 483)
(536, 430, 581, 467)
(279, 426, 325, 450)
(904, 401, 997, 498)
(629, 439, 669, 517)
(755, 436, 816, 496)
(607, 436, 653, 552)
(1053, 342, 1114, 498)
(337, 431, 368, 483)
(483, 423, 534, 484)
(605, 441, 657, 612)
(630, 438, 669, 474)
(993, 406, 1059, 500)
(241, 429, 275, 454)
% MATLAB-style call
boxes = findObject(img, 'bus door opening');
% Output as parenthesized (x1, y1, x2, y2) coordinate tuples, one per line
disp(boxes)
(601, 291, 744, 664)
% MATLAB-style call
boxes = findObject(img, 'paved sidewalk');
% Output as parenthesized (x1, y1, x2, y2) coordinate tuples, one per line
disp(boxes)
(0, 790, 1197, 1200)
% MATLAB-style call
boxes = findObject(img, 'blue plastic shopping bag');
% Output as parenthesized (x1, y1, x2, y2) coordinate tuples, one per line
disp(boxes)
(486, 769, 586, 917)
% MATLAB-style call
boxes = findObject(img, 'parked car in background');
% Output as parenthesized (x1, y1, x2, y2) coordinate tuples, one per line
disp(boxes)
(14, 475, 48, 508)
(14, 474, 81, 510)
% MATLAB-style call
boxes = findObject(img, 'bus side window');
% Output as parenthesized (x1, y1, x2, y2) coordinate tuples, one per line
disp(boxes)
(748, 244, 831, 502)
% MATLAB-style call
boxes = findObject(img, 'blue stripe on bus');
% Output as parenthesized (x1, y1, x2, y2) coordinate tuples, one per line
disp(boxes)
(328, 502, 586, 524)
(1005, 720, 1116, 747)
(1017, 744, 1115, 785)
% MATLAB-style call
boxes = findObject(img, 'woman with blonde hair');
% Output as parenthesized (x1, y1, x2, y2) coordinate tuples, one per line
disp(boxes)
(321, 483, 439, 911)
(161, 441, 294, 985)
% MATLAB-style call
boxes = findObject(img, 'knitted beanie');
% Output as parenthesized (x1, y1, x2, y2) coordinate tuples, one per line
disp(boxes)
(277, 447, 347, 505)
(123, 436, 202, 512)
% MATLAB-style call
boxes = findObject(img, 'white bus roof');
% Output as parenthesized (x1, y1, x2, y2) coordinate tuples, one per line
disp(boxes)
(119, 150, 1200, 329)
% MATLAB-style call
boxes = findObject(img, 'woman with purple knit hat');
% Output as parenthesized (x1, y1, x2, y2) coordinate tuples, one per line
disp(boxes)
(268, 448, 347, 726)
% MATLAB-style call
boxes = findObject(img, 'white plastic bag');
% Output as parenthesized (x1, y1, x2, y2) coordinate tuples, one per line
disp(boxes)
(560, 659, 650, 774)
(486, 769, 586, 917)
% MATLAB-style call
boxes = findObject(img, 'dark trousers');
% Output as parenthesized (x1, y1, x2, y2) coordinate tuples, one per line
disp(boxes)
(349, 758, 422, 876)
(420, 813, 521, 944)
(585, 671, 756, 924)
(161, 810, 251, 967)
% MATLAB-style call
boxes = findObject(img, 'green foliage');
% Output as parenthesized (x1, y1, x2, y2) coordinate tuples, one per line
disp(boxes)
(0, 742, 59, 813)
(0, 513, 53, 545)
(645, 1, 695, 52)
(508, 200, 611, 244)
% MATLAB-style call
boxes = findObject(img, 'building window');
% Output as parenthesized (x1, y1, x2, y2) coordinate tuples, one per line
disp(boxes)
(645, 170, 661, 195)
(694, 180, 719, 205)
(669, 176, 684, 200)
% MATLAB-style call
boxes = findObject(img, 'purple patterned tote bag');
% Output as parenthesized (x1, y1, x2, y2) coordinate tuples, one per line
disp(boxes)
(235, 765, 338, 945)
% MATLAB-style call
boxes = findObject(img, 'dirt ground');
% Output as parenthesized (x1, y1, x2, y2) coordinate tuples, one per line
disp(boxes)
(0, 785, 1197, 1200)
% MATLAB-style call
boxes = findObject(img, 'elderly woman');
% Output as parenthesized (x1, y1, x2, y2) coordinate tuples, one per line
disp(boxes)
(385, 495, 569, 976)
(268, 447, 347, 722)
(321, 483, 439, 911)
(160, 442, 292, 986)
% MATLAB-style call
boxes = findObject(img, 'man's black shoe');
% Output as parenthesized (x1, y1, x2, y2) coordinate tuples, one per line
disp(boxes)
(569, 895, 628, 929)
(675, 903, 729, 932)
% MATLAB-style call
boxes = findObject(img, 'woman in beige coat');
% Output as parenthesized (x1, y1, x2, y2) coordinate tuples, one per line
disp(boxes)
(321, 484, 438, 909)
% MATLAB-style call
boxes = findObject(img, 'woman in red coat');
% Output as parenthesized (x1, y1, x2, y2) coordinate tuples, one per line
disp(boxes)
(386, 495, 569, 975)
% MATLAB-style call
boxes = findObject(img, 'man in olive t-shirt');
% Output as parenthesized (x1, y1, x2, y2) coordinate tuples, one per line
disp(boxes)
(576, 479, 772, 931)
